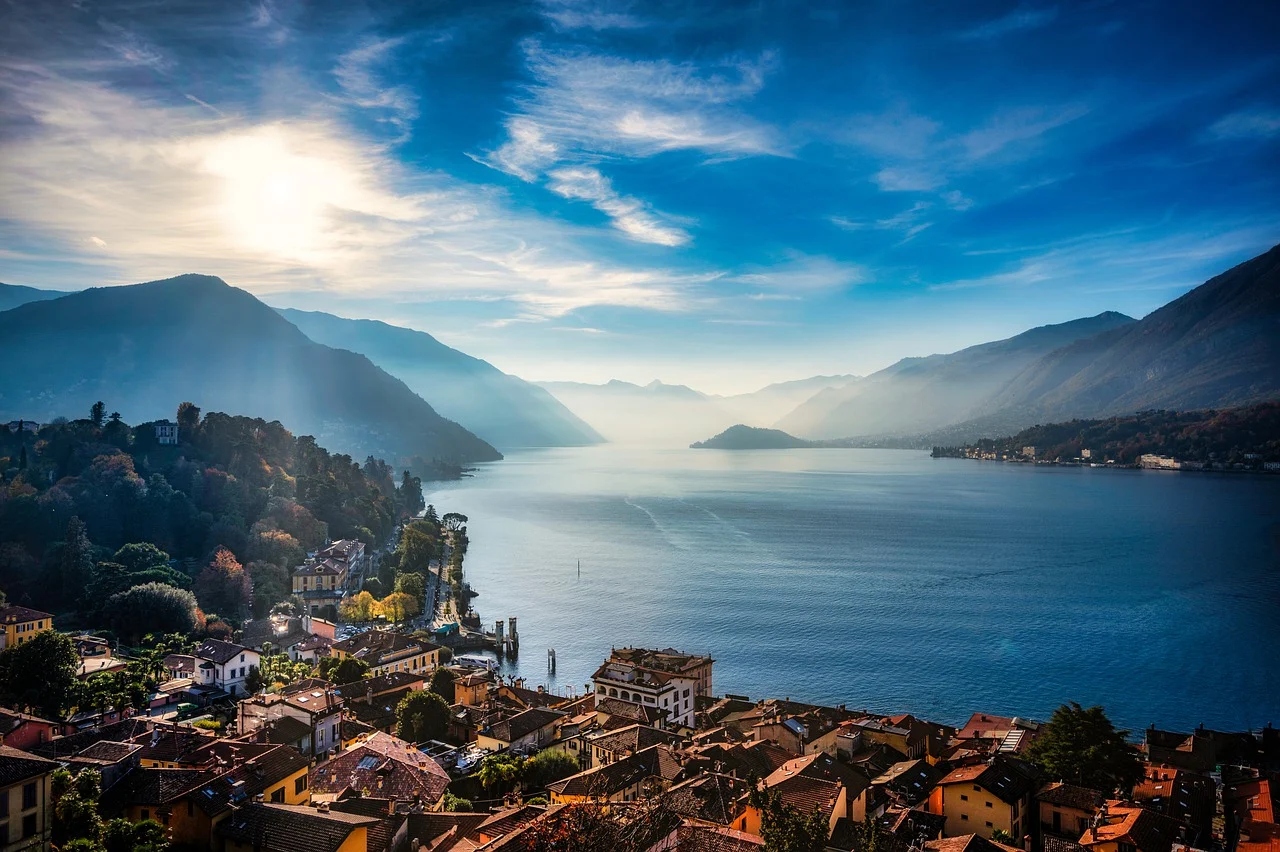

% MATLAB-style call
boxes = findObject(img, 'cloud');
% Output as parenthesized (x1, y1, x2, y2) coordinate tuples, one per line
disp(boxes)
(959, 5, 1058, 40)
(546, 166, 691, 246)
(538, 0, 646, 30)
(734, 254, 866, 293)
(480, 41, 782, 179)
(873, 167, 944, 192)
(98, 21, 169, 69)
(1206, 108, 1280, 141)
(333, 37, 420, 134)
(0, 67, 714, 319)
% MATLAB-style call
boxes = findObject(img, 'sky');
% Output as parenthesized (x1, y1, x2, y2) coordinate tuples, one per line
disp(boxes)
(0, 0, 1277, 394)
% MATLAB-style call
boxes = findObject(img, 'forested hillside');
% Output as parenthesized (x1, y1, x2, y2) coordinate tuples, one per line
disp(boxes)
(0, 403, 425, 629)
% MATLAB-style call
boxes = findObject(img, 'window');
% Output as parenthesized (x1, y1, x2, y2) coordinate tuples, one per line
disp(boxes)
(0, 789, 8, 812)
(295, 775, 308, 794)
(21, 814, 36, 839)
(271, 788, 285, 803)
(961, 794, 968, 801)
(141, 809, 150, 821)
(240, 654, 245, 662)
(961, 815, 969, 822)
(985, 822, 993, 829)
(974, 785, 982, 791)
(22, 782, 36, 809)
(986, 801, 993, 808)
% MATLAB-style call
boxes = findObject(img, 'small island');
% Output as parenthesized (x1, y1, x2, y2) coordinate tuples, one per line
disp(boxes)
(692, 424, 827, 449)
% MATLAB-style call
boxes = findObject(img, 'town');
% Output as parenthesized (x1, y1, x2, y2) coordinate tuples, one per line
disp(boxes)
(0, 413, 1276, 852)
(0, 587, 1276, 851)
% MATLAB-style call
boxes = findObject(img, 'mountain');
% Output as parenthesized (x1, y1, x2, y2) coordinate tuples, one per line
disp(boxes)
(538, 379, 737, 446)
(691, 425, 816, 449)
(0, 282, 69, 312)
(0, 274, 500, 467)
(988, 243, 1280, 419)
(277, 308, 602, 450)
(776, 312, 1137, 439)
(712, 375, 860, 426)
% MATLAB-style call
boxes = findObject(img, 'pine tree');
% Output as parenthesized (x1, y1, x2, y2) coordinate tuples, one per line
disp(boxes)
(59, 516, 94, 608)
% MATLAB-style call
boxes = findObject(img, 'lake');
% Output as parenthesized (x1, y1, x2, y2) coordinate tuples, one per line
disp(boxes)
(424, 446, 1280, 732)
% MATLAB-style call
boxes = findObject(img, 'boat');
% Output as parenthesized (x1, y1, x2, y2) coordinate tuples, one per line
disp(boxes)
(452, 654, 498, 671)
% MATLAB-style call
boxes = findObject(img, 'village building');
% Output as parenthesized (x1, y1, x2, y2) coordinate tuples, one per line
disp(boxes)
(329, 630, 439, 678)
(308, 732, 450, 810)
(1037, 781, 1102, 842)
(547, 744, 689, 804)
(0, 745, 58, 852)
(586, 723, 685, 768)
(237, 682, 344, 759)
(1077, 804, 1183, 852)
(475, 707, 565, 753)
(591, 647, 714, 729)
(0, 711, 57, 752)
(218, 802, 382, 852)
(192, 639, 260, 697)
(928, 755, 1040, 844)
(736, 752, 871, 840)
(0, 607, 53, 652)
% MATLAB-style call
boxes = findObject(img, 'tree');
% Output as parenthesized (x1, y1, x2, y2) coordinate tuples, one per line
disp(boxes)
(396, 689, 451, 743)
(102, 818, 168, 852)
(395, 572, 426, 601)
(0, 629, 80, 718)
(378, 591, 419, 624)
(398, 522, 437, 575)
(318, 656, 369, 685)
(476, 752, 526, 793)
(1025, 702, 1142, 794)
(991, 829, 1016, 845)
(339, 591, 378, 623)
(428, 667, 455, 703)
(90, 401, 107, 429)
(113, 542, 173, 575)
(398, 471, 424, 516)
(442, 512, 468, 533)
(194, 547, 251, 620)
(748, 786, 829, 852)
(106, 583, 199, 641)
(176, 401, 201, 437)
(59, 516, 95, 608)
(439, 792, 472, 812)
(523, 749, 580, 791)
(53, 767, 104, 846)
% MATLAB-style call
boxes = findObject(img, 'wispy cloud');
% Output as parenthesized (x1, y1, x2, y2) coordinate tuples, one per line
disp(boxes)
(734, 254, 866, 293)
(1206, 108, 1280, 141)
(333, 37, 420, 135)
(546, 166, 691, 246)
(959, 5, 1058, 40)
(538, 0, 646, 31)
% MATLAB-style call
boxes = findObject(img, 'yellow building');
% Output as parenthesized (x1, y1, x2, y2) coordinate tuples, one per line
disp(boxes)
(735, 753, 868, 840)
(329, 630, 440, 677)
(0, 607, 54, 652)
(0, 745, 58, 852)
(929, 757, 1038, 843)
(219, 802, 378, 852)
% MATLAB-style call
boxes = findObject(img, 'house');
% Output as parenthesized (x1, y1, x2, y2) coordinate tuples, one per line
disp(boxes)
(308, 732, 450, 809)
(1133, 767, 1216, 848)
(404, 805, 548, 850)
(476, 707, 566, 753)
(316, 540, 365, 577)
(291, 562, 347, 614)
(135, 726, 216, 768)
(754, 710, 844, 756)
(872, 759, 941, 807)
(587, 723, 685, 768)
(0, 711, 57, 752)
(594, 696, 667, 730)
(665, 772, 751, 826)
(547, 744, 689, 804)
(100, 742, 312, 849)
(1037, 782, 1102, 842)
(591, 647, 714, 729)
(925, 834, 1025, 852)
(928, 755, 1040, 843)
(332, 672, 426, 734)
(452, 671, 492, 707)
(329, 630, 439, 678)
(237, 683, 344, 759)
(0, 606, 53, 651)
(193, 640, 260, 697)
(163, 654, 196, 681)
(218, 802, 382, 852)
(736, 752, 872, 840)
(1077, 805, 1182, 852)
(840, 716, 935, 760)
(0, 745, 59, 852)
(239, 614, 332, 658)
(293, 635, 334, 664)
(154, 420, 179, 445)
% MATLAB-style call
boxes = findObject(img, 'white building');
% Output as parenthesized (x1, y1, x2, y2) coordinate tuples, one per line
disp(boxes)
(591, 647, 713, 729)
(154, 420, 179, 445)
(193, 639, 260, 697)
(238, 680, 344, 758)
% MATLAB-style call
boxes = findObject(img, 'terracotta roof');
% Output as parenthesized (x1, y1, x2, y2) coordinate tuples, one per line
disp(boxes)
(478, 804, 547, 840)
(72, 740, 141, 764)
(0, 745, 59, 786)
(293, 560, 345, 578)
(332, 671, 425, 700)
(589, 723, 684, 756)
(30, 717, 155, 760)
(1039, 782, 1104, 811)
(547, 744, 687, 799)
(136, 728, 216, 764)
(405, 812, 491, 851)
(218, 802, 379, 852)
(0, 604, 53, 625)
(310, 731, 449, 804)
(926, 834, 1024, 852)
(100, 767, 218, 809)
(188, 745, 312, 816)
(648, 823, 766, 852)
(938, 756, 1039, 804)
(759, 752, 869, 818)
(1078, 806, 1182, 852)
(0, 707, 57, 734)
(665, 772, 750, 825)
(164, 654, 196, 675)
(485, 707, 565, 745)
(331, 630, 436, 667)
(595, 697, 665, 724)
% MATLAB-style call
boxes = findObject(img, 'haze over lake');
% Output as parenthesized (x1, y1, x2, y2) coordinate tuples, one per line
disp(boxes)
(427, 447, 1280, 732)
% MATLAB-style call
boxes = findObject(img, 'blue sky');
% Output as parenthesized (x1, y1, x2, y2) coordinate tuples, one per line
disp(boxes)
(0, 0, 1277, 393)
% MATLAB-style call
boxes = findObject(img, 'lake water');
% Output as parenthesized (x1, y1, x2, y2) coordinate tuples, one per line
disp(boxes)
(424, 446, 1280, 732)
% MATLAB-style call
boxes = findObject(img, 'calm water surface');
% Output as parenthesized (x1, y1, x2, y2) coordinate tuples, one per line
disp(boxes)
(425, 447, 1280, 732)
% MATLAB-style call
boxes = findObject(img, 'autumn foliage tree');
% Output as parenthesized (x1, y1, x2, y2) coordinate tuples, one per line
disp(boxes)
(194, 547, 252, 620)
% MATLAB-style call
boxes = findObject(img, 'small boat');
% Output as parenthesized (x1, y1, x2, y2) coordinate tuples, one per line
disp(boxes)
(452, 654, 498, 671)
